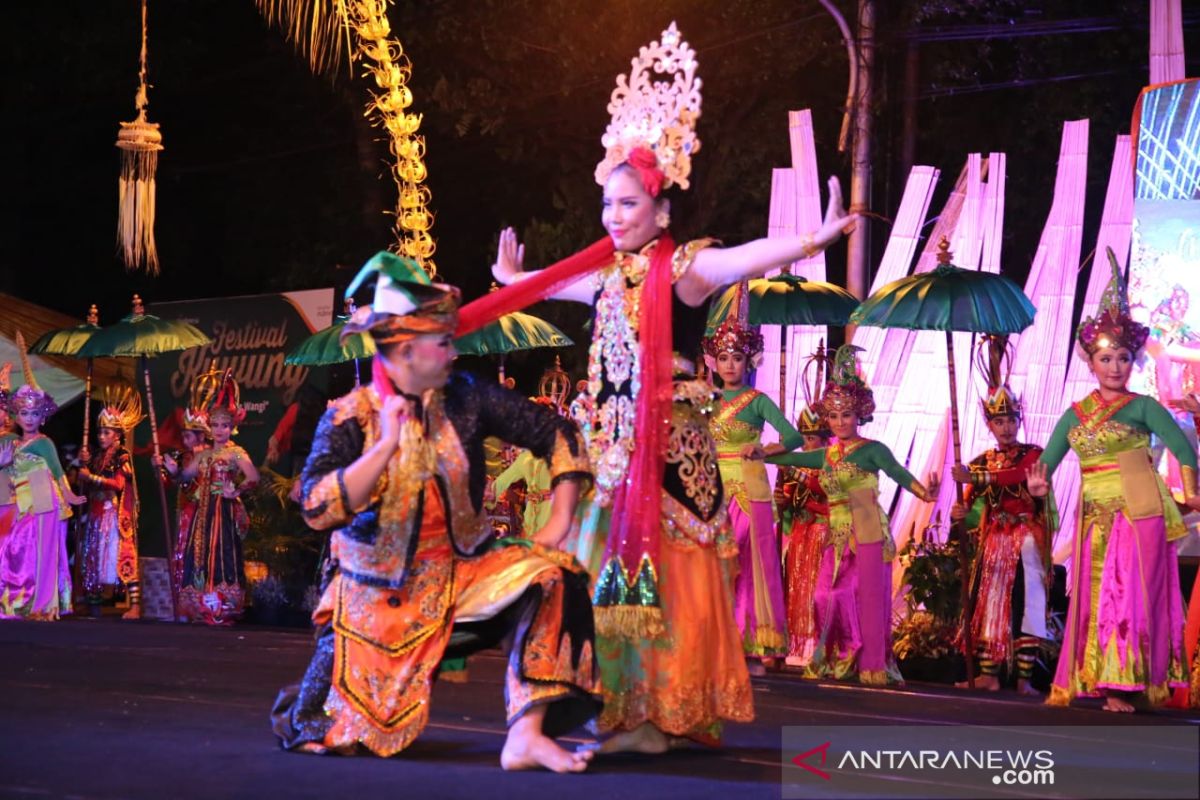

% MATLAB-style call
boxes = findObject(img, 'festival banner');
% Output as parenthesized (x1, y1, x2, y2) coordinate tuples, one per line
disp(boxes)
(131, 289, 334, 555)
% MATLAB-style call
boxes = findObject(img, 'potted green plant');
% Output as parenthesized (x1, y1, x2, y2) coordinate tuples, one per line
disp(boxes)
(893, 515, 971, 683)
(242, 467, 326, 627)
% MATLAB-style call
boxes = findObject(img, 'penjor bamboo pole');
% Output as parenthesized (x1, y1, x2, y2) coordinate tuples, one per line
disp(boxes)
(945, 331, 975, 689)
(142, 354, 177, 611)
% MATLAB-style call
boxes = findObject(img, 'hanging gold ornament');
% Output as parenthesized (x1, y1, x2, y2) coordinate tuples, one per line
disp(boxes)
(116, 0, 163, 275)
(257, 0, 437, 277)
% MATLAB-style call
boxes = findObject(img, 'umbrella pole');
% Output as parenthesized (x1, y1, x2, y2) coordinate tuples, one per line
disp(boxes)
(141, 354, 178, 615)
(353, 358, 361, 387)
(945, 331, 975, 689)
(76, 357, 95, 594)
(779, 327, 788, 419)
(82, 358, 94, 450)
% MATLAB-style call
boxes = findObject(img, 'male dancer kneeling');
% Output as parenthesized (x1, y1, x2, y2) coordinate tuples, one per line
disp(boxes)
(272, 253, 599, 772)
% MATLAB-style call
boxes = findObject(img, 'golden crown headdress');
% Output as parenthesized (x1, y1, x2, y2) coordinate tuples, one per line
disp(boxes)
(976, 334, 1021, 421)
(702, 319, 765, 366)
(796, 406, 829, 437)
(594, 22, 702, 193)
(1077, 247, 1150, 356)
(0, 362, 11, 404)
(184, 362, 223, 434)
(97, 382, 145, 432)
(813, 344, 875, 424)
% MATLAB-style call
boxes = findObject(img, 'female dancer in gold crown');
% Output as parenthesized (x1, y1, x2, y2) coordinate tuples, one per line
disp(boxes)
(157, 367, 218, 619)
(170, 370, 258, 625)
(702, 318, 802, 674)
(768, 346, 939, 685)
(472, 22, 857, 752)
(1027, 253, 1200, 712)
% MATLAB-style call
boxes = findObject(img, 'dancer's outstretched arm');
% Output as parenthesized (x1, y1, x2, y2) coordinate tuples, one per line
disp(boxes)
(675, 177, 859, 307)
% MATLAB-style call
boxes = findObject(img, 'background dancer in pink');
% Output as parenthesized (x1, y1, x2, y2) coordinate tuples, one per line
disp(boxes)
(704, 318, 801, 674)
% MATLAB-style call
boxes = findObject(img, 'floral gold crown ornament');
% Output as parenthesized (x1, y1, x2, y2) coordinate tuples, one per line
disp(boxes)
(1077, 247, 1150, 357)
(975, 334, 1022, 421)
(594, 21, 702, 195)
(97, 382, 145, 433)
(814, 344, 875, 425)
(701, 319, 764, 369)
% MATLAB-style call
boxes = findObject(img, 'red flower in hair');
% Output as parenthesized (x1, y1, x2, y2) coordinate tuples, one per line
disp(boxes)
(625, 146, 666, 197)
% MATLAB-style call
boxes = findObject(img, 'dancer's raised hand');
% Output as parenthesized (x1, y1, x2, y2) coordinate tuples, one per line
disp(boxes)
(822, 176, 858, 235)
(1025, 461, 1050, 497)
(492, 227, 526, 285)
(924, 471, 941, 501)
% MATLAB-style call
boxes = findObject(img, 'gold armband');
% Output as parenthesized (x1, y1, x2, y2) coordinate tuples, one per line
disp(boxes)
(800, 233, 819, 260)
(1182, 465, 1197, 502)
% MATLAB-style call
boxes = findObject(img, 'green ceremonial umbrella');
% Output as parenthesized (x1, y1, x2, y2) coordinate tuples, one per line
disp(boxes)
(285, 298, 376, 384)
(453, 311, 573, 357)
(455, 311, 573, 388)
(77, 294, 212, 608)
(28, 304, 103, 448)
(707, 272, 859, 415)
(848, 237, 1036, 688)
(707, 274, 859, 330)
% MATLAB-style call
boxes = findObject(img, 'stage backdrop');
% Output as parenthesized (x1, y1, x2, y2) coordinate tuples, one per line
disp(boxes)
(131, 289, 334, 556)
(1131, 77, 1200, 555)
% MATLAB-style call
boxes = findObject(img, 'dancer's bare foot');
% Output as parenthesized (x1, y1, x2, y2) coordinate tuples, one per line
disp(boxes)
(121, 605, 141, 621)
(501, 706, 592, 772)
(501, 733, 592, 772)
(954, 675, 1000, 691)
(1015, 679, 1043, 697)
(597, 722, 670, 755)
(296, 742, 328, 755)
(1103, 692, 1136, 713)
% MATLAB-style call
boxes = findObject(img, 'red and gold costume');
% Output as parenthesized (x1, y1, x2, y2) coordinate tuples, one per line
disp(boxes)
(959, 338, 1053, 681)
(80, 386, 143, 612)
(775, 407, 829, 667)
(960, 443, 1051, 676)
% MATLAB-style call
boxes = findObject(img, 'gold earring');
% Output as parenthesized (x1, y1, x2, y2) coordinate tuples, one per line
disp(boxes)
(655, 209, 671, 229)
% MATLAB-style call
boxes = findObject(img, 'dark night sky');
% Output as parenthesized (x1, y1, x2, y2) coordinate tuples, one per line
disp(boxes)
(2, 0, 1198, 391)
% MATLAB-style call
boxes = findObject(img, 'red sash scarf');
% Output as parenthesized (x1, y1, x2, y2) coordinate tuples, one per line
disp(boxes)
(454, 232, 677, 639)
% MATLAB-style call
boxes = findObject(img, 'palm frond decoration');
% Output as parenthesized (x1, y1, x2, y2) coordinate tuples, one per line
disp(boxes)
(254, 0, 353, 76)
